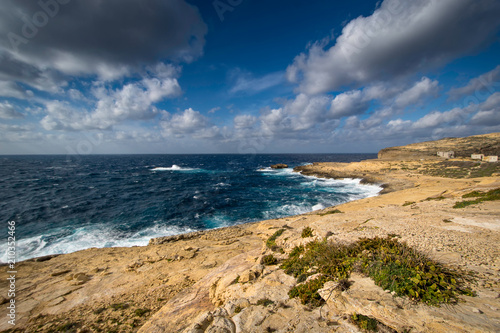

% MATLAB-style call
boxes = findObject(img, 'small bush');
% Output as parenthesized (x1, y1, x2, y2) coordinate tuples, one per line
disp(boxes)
(350, 313, 379, 332)
(256, 298, 274, 307)
(262, 254, 278, 266)
(234, 305, 242, 313)
(288, 276, 329, 308)
(402, 201, 415, 206)
(266, 229, 285, 251)
(301, 227, 313, 238)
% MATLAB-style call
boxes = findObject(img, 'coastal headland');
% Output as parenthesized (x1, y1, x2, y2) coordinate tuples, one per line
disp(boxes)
(1, 133, 500, 332)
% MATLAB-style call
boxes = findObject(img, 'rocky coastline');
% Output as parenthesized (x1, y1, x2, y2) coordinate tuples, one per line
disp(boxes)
(1, 133, 500, 332)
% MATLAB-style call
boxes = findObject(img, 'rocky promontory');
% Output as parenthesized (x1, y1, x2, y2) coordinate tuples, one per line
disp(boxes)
(378, 132, 500, 160)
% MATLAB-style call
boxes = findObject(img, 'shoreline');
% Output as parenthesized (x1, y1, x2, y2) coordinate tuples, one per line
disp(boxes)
(1, 156, 499, 332)
(6, 164, 381, 265)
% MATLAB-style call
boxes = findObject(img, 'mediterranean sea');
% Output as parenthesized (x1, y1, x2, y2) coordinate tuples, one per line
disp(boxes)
(0, 154, 381, 262)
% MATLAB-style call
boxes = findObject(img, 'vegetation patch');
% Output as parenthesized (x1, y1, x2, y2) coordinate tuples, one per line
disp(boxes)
(402, 201, 415, 207)
(134, 308, 150, 317)
(262, 254, 278, 266)
(424, 196, 446, 201)
(266, 229, 285, 251)
(421, 161, 500, 179)
(282, 237, 474, 307)
(453, 188, 500, 208)
(256, 298, 274, 307)
(109, 303, 129, 310)
(301, 226, 314, 238)
(318, 209, 343, 216)
(350, 313, 379, 332)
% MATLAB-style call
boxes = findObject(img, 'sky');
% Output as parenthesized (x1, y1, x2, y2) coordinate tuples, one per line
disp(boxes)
(0, 0, 499, 155)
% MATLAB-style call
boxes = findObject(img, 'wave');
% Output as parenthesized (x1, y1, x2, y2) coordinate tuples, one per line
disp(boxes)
(256, 167, 295, 176)
(151, 165, 199, 172)
(0, 224, 198, 263)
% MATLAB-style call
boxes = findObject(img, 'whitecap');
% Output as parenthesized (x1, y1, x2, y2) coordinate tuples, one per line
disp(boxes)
(0, 224, 199, 263)
(150, 165, 198, 172)
(312, 203, 325, 211)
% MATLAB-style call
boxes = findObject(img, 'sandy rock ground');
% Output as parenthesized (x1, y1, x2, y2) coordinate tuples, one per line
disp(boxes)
(1, 159, 499, 332)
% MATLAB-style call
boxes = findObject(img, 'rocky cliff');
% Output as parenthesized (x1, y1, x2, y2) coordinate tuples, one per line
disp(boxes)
(378, 132, 500, 160)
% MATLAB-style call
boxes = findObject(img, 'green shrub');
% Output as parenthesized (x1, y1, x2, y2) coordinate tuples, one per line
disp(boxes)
(256, 298, 274, 306)
(266, 229, 285, 251)
(288, 275, 329, 307)
(262, 254, 278, 266)
(282, 237, 474, 307)
(454, 188, 500, 208)
(318, 209, 342, 216)
(301, 227, 313, 238)
(351, 313, 378, 332)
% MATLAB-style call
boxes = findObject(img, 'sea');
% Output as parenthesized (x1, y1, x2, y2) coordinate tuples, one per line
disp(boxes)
(0, 154, 381, 263)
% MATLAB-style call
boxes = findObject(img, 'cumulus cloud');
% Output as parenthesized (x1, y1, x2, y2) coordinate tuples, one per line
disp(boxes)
(287, 0, 500, 94)
(448, 66, 500, 100)
(0, 101, 24, 119)
(161, 108, 221, 139)
(330, 90, 368, 118)
(234, 114, 257, 129)
(393, 77, 439, 108)
(41, 64, 182, 130)
(0, 0, 207, 79)
(0, 0, 207, 102)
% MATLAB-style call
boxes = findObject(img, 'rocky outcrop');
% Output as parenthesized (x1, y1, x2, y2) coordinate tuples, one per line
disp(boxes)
(270, 164, 288, 169)
(378, 132, 500, 160)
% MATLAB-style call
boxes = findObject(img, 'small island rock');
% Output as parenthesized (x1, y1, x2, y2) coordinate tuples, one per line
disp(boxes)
(270, 164, 288, 169)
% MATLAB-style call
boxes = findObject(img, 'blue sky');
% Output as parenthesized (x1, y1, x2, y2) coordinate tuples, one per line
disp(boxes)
(0, 0, 499, 154)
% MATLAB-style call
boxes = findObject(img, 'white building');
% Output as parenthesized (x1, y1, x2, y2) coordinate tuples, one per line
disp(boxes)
(484, 156, 499, 162)
(437, 151, 455, 159)
(471, 154, 484, 160)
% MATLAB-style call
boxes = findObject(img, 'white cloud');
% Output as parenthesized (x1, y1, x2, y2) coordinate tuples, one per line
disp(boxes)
(41, 65, 182, 130)
(287, 0, 500, 94)
(234, 114, 257, 129)
(448, 65, 500, 100)
(470, 110, 500, 126)
(393, 77, 439, 108)
(0, 101, 24, 119)
(161, 108, 221, 139)
(0, 81, 31, 99)
(230, 70, 285, 94)
(330, 90, 368, 118)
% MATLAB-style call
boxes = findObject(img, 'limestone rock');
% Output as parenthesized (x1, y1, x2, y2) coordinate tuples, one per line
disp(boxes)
(270, 164, 288, 169)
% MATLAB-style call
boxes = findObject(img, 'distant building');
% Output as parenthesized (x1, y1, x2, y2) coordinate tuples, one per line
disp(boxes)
(471, 154, 484, 160)
(484, 156, 498, 162)
(437, 151, 455, 159)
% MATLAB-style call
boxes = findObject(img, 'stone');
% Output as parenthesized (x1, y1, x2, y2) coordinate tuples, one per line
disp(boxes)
(206, 317, 236, 333)
(50, 269, 71, 277)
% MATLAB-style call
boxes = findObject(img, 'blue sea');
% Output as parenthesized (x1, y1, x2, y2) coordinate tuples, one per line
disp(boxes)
(0, 154, 380, 263)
